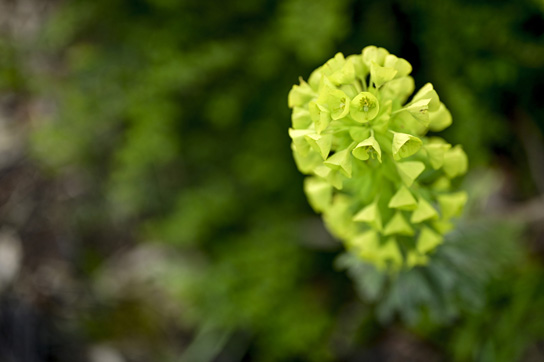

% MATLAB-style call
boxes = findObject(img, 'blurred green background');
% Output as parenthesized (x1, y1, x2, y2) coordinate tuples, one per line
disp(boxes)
(0, 0, 543, 361)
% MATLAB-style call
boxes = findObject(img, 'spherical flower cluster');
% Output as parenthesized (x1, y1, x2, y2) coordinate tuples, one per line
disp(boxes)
(288, 46, 468, 270)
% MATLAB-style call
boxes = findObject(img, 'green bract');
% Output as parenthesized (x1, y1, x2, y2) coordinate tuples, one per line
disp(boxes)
(288, 46, 469, 271)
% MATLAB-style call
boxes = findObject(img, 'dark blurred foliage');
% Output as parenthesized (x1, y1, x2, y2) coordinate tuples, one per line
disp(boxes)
(0, 0, 544, 361)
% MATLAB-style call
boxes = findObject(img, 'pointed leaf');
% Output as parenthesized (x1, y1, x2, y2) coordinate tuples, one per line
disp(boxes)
(396, 161, 425, 186)
(411, 198, 438, 223)
(384, 211, 414, 236)
(417, 227, 443, 254)
(380, 237, 403, 266)
(438, 191, 468, 219)
(353, 201, 382, 231)
(406, 250, 428, 268)
(388, 185, 417, 210)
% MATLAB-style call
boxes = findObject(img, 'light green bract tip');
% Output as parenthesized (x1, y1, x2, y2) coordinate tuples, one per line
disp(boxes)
(288, 46, 469, 272)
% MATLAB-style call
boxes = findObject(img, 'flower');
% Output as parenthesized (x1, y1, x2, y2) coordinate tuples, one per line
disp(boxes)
(288, 46, 468, 271)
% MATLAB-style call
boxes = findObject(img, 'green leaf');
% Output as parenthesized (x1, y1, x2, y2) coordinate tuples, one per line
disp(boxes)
(324, 148, 352, 178)
(438, 191, 468, 219)
(370, 62, 397, 88)
(416, 227, 443, 254)
(388, 185, 418, 210)
(353, 200, 382, 231)
(396, 161, 425, 186)
(443, 145, 468, 178)
(314, 165, 345, 190)
(304, 177, 332, 212)
(411, 197, 438, 223)
(384, 211, 414, 236)
(392, 132, 422, 160)
(352, 136, 382, 162)
(305, 133, 332, 159)
(350, 92, 379, 123)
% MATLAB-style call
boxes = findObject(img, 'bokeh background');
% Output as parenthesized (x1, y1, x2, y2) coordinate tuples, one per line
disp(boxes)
(1, 0, 544, 361)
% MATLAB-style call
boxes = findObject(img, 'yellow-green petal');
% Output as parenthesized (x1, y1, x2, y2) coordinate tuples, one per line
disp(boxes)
(438, 191, 468, 220)
(324, 148, 352, 178)
(411, 197, 439, 223)
(353, 200, 382, 231)
(362, 46, 389, 67)
(384, 211, 414, 236)
(429, 103, 452, 132)
(309, 101, 331, 133)
(424, 142, 451, 169)
(384, 54, 412, 78)
(288, 80, 316, 108)
(352, 136, 382, 162)
(304, 177, 332, 213)
(396, 161, 425, 187)
(370, 62, 398, 88)
(417, 227, 443, 254)
(288, 128, 313, 156)
(392, 132, 422, 160)
(412, 83, 440, 112)
(443, 145, 468, 178)
(305, 133, 332, 160)
(388, 185, 418, 210)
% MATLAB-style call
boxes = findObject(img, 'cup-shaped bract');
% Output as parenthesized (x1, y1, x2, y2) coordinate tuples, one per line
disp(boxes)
(288, 46, 468, 271)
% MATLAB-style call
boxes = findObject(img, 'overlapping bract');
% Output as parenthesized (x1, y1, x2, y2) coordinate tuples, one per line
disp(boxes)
(288, 46, 468, 271)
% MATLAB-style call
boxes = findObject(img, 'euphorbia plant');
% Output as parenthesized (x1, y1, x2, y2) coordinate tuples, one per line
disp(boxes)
(288, 46, 468, 271)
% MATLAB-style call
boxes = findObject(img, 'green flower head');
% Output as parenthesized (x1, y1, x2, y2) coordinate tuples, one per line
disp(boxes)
(288, 46, 468, 272)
